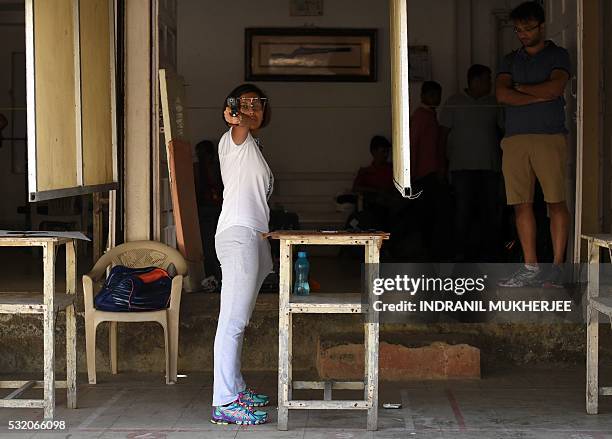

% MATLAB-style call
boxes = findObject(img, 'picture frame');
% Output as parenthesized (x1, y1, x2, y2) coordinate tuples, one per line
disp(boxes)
(245, 28, 377, 82)
(408, 45, 432, 81)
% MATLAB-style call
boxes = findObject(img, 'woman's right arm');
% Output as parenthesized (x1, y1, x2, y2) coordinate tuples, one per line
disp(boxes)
(223, 107, 257, 145)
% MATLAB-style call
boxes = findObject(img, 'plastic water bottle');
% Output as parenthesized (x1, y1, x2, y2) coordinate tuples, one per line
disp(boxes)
(293, 251, 310, 296)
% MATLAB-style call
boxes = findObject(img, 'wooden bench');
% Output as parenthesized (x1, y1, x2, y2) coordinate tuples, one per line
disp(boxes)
(265, 231, 389, 431)
(0, 236, 77, 419)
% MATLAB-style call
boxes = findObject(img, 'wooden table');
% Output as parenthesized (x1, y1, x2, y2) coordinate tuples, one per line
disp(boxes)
(583, 234, 612, 415)
(0, 236, 77, 419)
(265, 231, 389, 431)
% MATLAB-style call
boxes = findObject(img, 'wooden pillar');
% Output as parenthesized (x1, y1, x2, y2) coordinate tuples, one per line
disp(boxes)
(577, 0, 602, 261)
(124, 0, 152, 241)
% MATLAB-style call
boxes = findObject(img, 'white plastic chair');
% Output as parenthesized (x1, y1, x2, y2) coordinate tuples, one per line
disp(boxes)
(82, 240, 187, 385)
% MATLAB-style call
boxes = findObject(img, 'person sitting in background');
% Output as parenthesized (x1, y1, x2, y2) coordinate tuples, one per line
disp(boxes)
(351, 135, 395, 231)
(194, 139, 223, 287)
(439, 64, 502, 262)
(353, 135, 393, 194)
(409, 81, 447, 260)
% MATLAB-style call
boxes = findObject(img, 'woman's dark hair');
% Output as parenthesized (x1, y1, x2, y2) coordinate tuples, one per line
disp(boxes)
(510, 1, 545, 24)
(222, 83, 271, 128)
(467, 64, 491, 85)
(369, 135, 391, 154)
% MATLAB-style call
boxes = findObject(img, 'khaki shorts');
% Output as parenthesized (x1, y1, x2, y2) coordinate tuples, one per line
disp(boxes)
(501, 133, 567, 205)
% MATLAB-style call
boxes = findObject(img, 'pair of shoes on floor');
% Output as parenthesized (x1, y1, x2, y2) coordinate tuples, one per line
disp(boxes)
(210, 388, 270, 425)
(498, 264, 565, 288)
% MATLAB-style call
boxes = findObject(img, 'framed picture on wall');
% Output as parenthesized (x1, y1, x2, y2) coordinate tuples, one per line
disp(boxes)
(245, 28, 377, 82)
(408, 46, 431, 81)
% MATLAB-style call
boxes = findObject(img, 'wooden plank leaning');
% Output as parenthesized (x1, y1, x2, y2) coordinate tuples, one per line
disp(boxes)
(66, 239, 77, 409)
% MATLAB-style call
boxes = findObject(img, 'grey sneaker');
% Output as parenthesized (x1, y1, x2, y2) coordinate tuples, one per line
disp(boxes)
(498, 265, 541, 288)
(541, 264, 565, 289)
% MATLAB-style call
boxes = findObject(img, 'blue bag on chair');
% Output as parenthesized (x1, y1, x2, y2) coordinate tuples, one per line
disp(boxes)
(94, 265, 173, 312)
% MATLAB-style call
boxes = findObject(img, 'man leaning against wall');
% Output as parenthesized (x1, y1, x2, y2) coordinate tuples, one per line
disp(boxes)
(495, 1, 571, 288)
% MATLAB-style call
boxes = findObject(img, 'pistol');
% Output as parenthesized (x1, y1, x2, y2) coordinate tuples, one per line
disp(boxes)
(227, 97, 240, 117)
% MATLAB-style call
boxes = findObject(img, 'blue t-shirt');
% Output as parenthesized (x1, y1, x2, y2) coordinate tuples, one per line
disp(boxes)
(498, 41, 571, 137)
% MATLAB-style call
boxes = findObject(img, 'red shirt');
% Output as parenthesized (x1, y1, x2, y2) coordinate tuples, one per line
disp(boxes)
(353, 162, 394, 192)
(410, 107, 445, 180)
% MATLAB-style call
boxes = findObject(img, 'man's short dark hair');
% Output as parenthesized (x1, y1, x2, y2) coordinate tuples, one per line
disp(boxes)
(510, 1, 545, 24)
(467, 64, 492, 85)
(369, 135, 391, 154)
(222, 83, 271, 128)
(421, 81, 442, 97)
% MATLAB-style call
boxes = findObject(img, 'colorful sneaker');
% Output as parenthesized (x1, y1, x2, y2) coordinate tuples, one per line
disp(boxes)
(238, 387, 270, 407)
(497, 265, 541, 288)
(210, 400, 267, 425)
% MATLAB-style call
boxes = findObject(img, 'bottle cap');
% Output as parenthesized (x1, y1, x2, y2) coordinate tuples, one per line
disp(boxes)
(297, 251, 307, 258)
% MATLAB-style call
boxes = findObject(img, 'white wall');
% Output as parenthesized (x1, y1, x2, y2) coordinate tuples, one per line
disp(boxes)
(177, 0, 510, 224)
(0, 9, 26, 228)
(406, 0, 456, 110)
(471, 0, 526, 74)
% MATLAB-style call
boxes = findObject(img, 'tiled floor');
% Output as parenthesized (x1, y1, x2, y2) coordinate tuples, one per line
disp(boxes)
(2, 368, 612, 439)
